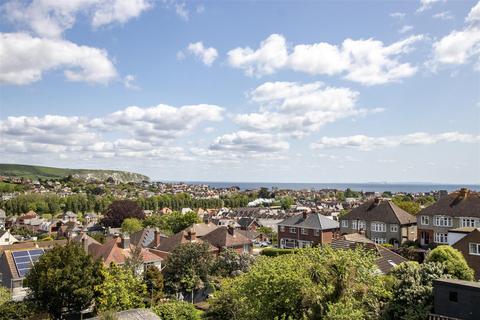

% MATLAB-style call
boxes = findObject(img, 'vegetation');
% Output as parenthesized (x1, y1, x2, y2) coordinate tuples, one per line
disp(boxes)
(211, 249, 255, 277)
(25, 243, 104, 318)
(425, 245, 474, 280)
(121, 218, 143, 234)
(144, 265, 165, 305)
(152, 300, 202, 320)
(143, 211, 200, 234)
(101, 200, 145, 228)
(260, 247, 298, 256)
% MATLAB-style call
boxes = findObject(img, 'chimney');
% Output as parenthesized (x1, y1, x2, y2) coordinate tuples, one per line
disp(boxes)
(154, 228, 161, 247)
(302, 211, 308, 220)
(187, 228, 196, 241)
(227, 224, 235, 236)
(459, 188, 469, 198)
(203, 215, 210, 224)
(120, 234, 130, 249)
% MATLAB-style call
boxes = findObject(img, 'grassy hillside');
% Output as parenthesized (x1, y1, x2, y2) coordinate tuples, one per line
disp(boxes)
(0, 164, 149, 183)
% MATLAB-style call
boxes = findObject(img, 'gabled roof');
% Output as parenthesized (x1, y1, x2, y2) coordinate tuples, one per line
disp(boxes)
(130, 228, 168, 248)
(191, 222, 219, 237)
(201, 226, 252, 248)
(278, 213, 339, 230)
(418, 190, 480, 217)
(238, 217, 258, 228)
(341, 199, 416, 225)
(89, 237, 162, 265)
(155, 229, 216, 253)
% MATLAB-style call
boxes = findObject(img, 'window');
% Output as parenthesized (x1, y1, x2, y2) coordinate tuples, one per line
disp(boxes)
(358, 220, 366, 230)
(373, 237, 386, 244)
(449, 291, 458, 302)
(371, 222, 386, 232)
(469, 243, 480, 255)
(352, 220, 357, 230)
(314, 229, 320, 236)
(341, 220, 348, 228)
(461, 218, 478, 228)
(421, 216, 429, 225)
(434, 233, 448, 244)
(434, 216, 452, 227)
(390, 224, 399, 232)
(279, 226, 285, 232)
(290, 227, 296, 234)
(301, 228, 308, 235)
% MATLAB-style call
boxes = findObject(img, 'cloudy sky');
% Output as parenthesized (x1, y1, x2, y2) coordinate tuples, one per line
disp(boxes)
(1, 0, 479, 183)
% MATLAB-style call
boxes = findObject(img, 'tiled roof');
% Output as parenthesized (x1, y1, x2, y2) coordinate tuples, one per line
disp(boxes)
(89, 237, 162, 265)
(201, 226, 252, 248)
(130, 228, 168, 248)
(418, 190, 480, 217)
(278, 213, 339, 230)
(191, 222, 219, 237)
(342, 199, 416, 225)
(155, 229, 216, 253)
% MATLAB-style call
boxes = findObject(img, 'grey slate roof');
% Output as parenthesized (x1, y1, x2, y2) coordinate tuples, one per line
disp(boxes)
(278, 213, 339, 230)
(87, 308, 160, 320)
(342, 199, 416, 225)
(418, 190, 480, 218)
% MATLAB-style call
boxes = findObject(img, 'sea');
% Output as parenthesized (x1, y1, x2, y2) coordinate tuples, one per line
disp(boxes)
(180, 182, 480, 193)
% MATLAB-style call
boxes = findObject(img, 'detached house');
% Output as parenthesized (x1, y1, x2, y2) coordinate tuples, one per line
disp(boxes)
(339, 198, 417, 246)
(278, 212, 340, 249)
(417, 189, 480, 246)
(451, 228, 480, 280)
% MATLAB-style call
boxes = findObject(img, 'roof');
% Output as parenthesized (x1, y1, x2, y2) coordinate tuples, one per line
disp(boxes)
(278, 213, 340, 230)
(191, 222, 219, 237)
(330, 234, 407, 274)
(201, 226, 252, 248)
(0, 240, 67, 254)
(70, 232, 101, 247)
(130, 228, 168, 248)
(155, 229, 216, 253)
(238, 217, 258, 228)
(433, 278, 480, 290)
(89, 237, 162, 265)
(341, 199, 416, 225)
(418, 189, 480, 217)
(237, 230, 262, 240)
(87, 308, 160, 320)
(448, 227, 478, 234)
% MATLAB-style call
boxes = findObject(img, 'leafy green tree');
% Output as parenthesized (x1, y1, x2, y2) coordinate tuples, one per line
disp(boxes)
(258, 187, 271, 199)
(95, 263, 147, 312)
(143, 211, 199, 234)
(212, 249, 255, 277)
(0, 287, 10, 306)
(163, 243, 213, 297)
(425, 245, 474, 280)
(384, 261, 447, 320)
(152, 300, 201, 320)
(0, 300, 49, 320)
(279, 196, 294, 210)
(206, 247, 390, 320)
(144, 265, 164, 305)
(25, 243, 104, 318)
(121, 218, 143, 234)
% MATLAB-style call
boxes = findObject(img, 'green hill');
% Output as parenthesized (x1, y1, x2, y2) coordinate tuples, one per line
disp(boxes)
(0, 164, 149, 183)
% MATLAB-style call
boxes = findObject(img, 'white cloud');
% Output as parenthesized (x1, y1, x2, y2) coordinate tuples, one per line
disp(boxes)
(416, 0, 443, 13)
(2, 0, 152, 38)
(227, 33, 424, 85)
(466, 1, 480, 23)
(235, 81, 382, 136)
(123, 74, 140, 90)
(433, 11, 454, 20)
(0, 32, 117, 85)
(399, 25, 414, 34)
(311, 132, 480, 151)
(210, 131, 289, 153)
(186, 42, 218, 66)
(390, 12, 405, 19)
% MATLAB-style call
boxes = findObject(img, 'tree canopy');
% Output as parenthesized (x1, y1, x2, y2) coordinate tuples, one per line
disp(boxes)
(425, 245, 474, 281)
(101, 200, 145, 228)
(153, 300, 202, 320)
(121, 217, 143, 234)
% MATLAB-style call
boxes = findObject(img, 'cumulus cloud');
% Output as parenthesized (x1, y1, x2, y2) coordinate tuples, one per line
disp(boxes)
(399, 25, 414, 34)
(466, 1, 480, 23)
(227, 33, 424, 85)
(2, 0, 152, 38)
(210, 131, 289, 153)
(235, 81, 382, 136)
(416, 0, 444, 13)
(310, 132, 480, 151)
(433, 11, 454, 20)
(0, 32, 117, 85)
(185, 42, 218, 66)
(123, 74, 140, 90)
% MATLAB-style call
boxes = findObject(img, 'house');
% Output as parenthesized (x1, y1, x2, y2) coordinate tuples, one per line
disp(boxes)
(201, 225, 253, 254)
(0, 209, 6, 229)
(340, 198, 417, 246)
(89, 234, 163, 272)
(154, 227, 217, 257)
(451, 228, 480, 280)
(278, 212, 340, 249)
(190, 222, 219, 238)
(63, 211, 77, 223)
(17, 211, 38, 226)
(237, 217, 260, 231)
(417, 189, 480, 246)
(331, 233, 407, 274)
(0, 230, 18, 246)
(84, 212, 98, 225)
(130, 227, 166, 248)
(430, 279, 480, 320)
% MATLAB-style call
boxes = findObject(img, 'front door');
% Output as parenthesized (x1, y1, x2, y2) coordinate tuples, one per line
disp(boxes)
(420, 231, 430, 246)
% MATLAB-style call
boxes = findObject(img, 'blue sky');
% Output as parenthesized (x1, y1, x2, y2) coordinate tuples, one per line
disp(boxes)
(0, 0, 479, 183)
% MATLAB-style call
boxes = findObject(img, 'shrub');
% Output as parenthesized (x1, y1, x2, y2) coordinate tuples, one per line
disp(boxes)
(260, 248, 298, 257)
(153, 300, 201, 320)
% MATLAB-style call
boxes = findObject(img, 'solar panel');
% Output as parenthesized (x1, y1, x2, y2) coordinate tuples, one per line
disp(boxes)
(12, 249, 45, 278)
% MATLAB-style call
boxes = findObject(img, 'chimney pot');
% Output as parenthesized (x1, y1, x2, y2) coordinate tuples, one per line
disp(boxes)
(120, 234, 130, 249)
(227, 225, 234, 236)
(302, 211, 308, 219)
(154, 228, 161, 247)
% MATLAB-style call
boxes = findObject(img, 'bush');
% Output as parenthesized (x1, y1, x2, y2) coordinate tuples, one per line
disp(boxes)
(425, 245, 474, 280)
(153, 300, 201, 320)
(260, 248, 298, 257)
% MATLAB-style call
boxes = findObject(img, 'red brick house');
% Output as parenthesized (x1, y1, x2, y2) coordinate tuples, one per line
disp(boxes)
(452, 228, 480, 280)
(278, 212, 340, 248)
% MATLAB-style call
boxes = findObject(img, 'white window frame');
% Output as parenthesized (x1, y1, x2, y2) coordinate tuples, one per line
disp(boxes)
(314, 229, 320, 236)
(390, 224, 399, 232)
(434, 216, 452, 227)
(290, 227, 296, 234)
(469, 243, 480, 255)
(341, 220, 348, 228)
(421, 216, 429, 226)
(358, 220, 366, 230)
(301, 228, 308, 235)
(434, 232, 448, 244)
(371, 222, 386, 232)
(352, 220, 357, 230)
(373, 237, 386, 244)
(461, 218, 479, 228)
(279, 226, 285, 232)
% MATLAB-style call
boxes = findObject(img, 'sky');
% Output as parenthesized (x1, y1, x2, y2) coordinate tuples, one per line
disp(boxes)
(0, 0, 479, 184)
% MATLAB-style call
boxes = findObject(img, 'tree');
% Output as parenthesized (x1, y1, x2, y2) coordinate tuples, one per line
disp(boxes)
(0, 287, 10, 306)
(101, 200, 145, 228)
(153, 300, 201, 320)
(212, 249, 255, 277)
(121, 218, 143, 234)
(144, 265, 164, 305)
(25, 243, 104, 318)
(384, 261, 447, 320)
(425, 245, 474, 280)
(206, 247, 390, 320)
(143, 211, 200, 235)
(95, 263, 147, 312)
(0, 300, 48, 320)
(279, 196, 294, 210)
(258, 187, 271, 199)
(124, 245, 144, 276)
(163, 242, 214, 298)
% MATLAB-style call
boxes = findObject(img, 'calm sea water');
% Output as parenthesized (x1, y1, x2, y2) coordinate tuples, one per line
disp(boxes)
(182, 182, 480, 193)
